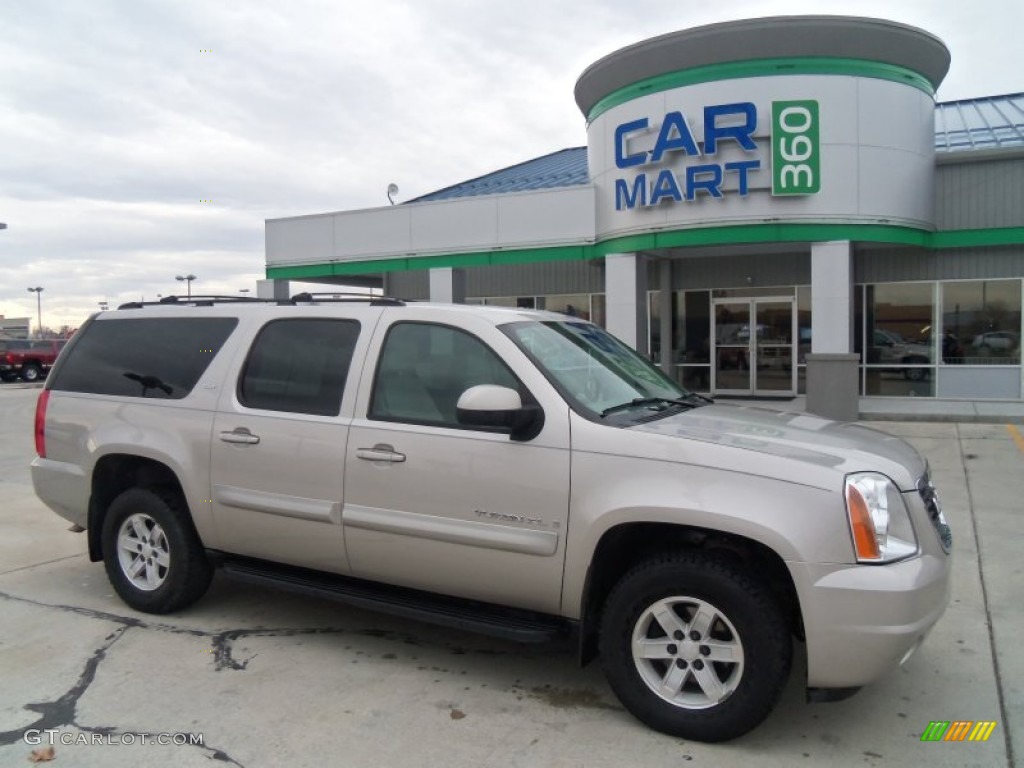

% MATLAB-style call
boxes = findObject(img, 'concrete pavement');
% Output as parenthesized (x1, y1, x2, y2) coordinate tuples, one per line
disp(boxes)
(0, 385, 1019, 767)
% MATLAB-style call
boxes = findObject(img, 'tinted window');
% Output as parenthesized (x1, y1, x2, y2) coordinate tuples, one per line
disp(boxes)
(369, 322, 520, 427)
(50, 318, 237, 399)
(239, 319, 360, 416)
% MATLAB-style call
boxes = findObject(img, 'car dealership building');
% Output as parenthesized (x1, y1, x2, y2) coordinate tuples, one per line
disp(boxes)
(262, 17, 1024, 418)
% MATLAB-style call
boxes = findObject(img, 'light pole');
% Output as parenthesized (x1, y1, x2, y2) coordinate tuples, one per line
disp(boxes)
(27, 287, 43, 337)
(175, 274, 197, 299)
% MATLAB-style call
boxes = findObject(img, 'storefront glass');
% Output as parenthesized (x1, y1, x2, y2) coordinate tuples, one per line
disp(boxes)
(864, 282, 935, 397)
(941, 280, 1021, 365)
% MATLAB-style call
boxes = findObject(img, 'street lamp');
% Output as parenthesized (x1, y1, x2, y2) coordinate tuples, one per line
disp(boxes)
(175, 274, 197, 299)
(98, 301, 109, 311)
(27, 287, 43, 337)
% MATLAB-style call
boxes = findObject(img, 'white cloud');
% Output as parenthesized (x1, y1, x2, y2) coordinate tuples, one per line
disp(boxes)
(1, 0, 1021, 329)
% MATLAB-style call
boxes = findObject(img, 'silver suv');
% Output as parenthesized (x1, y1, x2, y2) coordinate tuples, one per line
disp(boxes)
(31, 295, 952, 742)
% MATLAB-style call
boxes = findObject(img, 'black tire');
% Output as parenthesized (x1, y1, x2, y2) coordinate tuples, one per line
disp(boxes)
(599, 552, 791, 742)
(101, 487, 213, 614)
(20, 364, 41, 382)
(902, 367, 927, 382)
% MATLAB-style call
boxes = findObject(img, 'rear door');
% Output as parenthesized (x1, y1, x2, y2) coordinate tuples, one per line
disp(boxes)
(210, 309, 381, 574)
(342, 310, 571, 614)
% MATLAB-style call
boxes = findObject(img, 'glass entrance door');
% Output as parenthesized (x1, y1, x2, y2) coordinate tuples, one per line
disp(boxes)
(712, 298, 795, 396)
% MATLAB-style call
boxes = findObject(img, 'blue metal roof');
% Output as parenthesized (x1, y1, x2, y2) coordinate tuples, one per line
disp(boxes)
(935, 93, 1024, 152)
(407, 147, 589, 203)
(410, 95, 1023, 202)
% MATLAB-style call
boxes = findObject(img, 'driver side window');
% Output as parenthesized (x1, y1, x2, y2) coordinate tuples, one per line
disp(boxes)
(369, 322, 521, 428)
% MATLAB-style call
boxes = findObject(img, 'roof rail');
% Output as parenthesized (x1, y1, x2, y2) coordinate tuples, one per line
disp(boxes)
(289, 292, 405, 306)
(115, 293, 407, 310)
(118, 295, 278, 309)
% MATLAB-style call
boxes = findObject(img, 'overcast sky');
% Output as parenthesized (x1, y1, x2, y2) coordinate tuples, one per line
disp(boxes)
(2, 0, 1021, 330)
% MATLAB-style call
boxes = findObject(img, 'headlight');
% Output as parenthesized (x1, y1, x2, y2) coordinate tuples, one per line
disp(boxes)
(844, 472, 918, 563)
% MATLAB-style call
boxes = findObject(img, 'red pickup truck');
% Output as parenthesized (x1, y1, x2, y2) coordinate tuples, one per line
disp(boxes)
(0, 339, 67, 382)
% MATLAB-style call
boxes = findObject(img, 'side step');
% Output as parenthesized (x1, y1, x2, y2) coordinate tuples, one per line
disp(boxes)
(219, 555, 572, 644)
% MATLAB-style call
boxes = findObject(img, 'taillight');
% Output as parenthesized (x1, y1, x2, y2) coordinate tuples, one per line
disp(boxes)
(34, 390, 50, 458)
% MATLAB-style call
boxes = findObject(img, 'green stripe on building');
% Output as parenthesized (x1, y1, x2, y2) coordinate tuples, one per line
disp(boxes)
(266, 224, 1024, 281)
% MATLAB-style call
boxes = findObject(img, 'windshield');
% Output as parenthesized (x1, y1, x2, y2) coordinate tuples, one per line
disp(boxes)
(503, 320, 692, 418)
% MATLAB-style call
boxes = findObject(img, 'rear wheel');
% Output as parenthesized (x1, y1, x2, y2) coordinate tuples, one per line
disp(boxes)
(20, 364, 41, 382)
(101, 487, 212, 613)
(599, 552, 791, 742)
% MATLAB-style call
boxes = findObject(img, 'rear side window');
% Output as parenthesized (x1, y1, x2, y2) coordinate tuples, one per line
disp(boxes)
(49, 318, 238, 399)
(238, 319, 360, 416)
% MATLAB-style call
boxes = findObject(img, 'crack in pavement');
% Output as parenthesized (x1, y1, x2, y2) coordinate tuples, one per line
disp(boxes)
(0, 589, 533, 668)
(0, 623, 243, 765)
(0, 592, 249, 764)
(0, 587, 544, 763)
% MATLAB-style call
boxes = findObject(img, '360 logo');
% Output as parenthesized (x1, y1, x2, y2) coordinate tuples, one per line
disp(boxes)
(771, 100, 820, 196)
(921, 720, 998, 742)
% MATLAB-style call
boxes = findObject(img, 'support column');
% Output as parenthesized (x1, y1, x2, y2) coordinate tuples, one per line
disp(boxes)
(428, 267, 466, 304)
(257, 279, 290, 301)
(659, 259, 673, 375)
(806, 241, 859, 422)
(605, 253, 648, 354)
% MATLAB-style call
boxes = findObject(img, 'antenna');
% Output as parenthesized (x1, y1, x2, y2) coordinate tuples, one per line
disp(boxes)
(387, 183, 399, 205)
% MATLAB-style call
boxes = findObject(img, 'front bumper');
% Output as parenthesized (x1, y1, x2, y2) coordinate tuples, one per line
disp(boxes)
(790, 550, 951, 688)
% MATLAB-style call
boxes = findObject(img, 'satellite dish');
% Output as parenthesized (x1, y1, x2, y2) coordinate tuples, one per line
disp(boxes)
(387, 183, 399, 205)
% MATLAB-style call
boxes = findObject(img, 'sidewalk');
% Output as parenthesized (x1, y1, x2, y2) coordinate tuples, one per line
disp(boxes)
(719, 395, 1024, 423)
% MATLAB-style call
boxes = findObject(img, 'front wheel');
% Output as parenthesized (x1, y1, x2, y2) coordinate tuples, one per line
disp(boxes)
(20, 364, 41, 382)
(599, 552, 791, 742)
(101, 487, 213, 613)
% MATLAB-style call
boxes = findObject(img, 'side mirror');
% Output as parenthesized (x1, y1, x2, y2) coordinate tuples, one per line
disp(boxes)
(456, 385, 544, 441)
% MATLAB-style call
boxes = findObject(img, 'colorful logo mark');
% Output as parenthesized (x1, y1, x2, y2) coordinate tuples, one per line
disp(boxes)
(921, 721, 997, 742)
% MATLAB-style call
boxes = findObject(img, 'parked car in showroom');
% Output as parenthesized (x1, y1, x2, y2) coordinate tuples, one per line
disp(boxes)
(31, 295, 952, 742)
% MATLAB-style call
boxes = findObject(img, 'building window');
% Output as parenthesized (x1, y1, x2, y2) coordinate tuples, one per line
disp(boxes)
(864, 283, 935, 397)
(540, 294, 592, 320)
(796, 286, 811, 394)
(475, 294, 605, 326)
(941, 280, 1021, 365)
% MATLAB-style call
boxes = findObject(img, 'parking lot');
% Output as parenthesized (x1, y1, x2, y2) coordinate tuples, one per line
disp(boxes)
(0, 383, 1019, 767)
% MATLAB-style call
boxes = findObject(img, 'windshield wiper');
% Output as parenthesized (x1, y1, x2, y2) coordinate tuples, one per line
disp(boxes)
(600, 397, 686, 417)
(600, 393, 713, 418)
(678, 391, 714, 405)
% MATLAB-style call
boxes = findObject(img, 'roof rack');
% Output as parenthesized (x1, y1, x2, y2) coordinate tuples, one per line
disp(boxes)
(116, 293, 406, 310)
(289, 292, 405, 306)
(118, 295, 274, 309)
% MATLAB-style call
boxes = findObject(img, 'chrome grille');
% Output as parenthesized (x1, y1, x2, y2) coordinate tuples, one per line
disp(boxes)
(918, 470, 952, 554)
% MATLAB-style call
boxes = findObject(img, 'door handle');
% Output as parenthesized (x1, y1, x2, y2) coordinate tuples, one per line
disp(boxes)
(356, 444, 406, 463)
(219, 428, 261, 445)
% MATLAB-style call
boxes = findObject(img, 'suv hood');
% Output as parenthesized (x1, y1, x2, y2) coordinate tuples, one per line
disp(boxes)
(630, 404, 926, 490)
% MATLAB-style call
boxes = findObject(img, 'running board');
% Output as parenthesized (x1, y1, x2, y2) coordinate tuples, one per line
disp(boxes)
(219, 555, 571, 644)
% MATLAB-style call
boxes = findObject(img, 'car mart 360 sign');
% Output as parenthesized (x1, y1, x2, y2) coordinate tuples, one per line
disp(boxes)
(613, 100, 820, 209)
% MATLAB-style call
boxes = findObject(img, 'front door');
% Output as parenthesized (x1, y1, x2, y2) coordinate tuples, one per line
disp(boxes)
(342, 317, 571, 615)
(712, 298, 795, 396)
